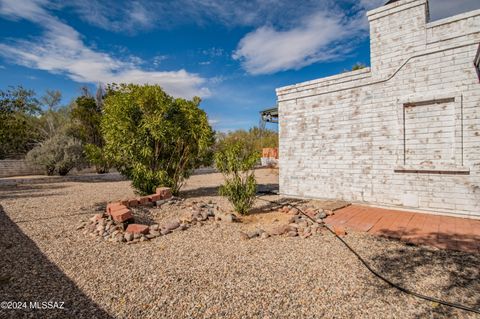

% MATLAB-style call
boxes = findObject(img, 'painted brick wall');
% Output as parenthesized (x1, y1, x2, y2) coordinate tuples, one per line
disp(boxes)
(0, 160, 43, 178)
(276, 0, 480, 219)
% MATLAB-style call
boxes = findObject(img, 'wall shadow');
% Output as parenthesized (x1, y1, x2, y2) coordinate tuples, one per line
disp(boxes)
(367, 231, 480, 318)
(0, 206, 114, 319)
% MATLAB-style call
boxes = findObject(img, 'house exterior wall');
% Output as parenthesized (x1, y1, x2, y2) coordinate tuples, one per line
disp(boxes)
(276, 0, 480, 219)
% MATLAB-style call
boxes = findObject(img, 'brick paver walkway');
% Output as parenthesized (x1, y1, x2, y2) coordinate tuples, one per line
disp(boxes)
(325, 205, 480, 253)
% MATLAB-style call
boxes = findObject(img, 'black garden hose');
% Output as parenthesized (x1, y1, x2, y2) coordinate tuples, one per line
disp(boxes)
(255, 193, 480, 315)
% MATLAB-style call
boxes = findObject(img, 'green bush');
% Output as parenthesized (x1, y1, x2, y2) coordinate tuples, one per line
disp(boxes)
(70, 90, 110, 174)
(84, 144, 111, 174)
(101, 84, 214, 195)
(214, 141, 259, 215)
(26, 133, 86, 176)
(0, 86, 41, 159)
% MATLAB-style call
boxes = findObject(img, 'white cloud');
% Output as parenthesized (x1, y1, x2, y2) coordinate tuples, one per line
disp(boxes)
(233, 11, 366, 75)
(0, 0, 209, 98)
(54, 0, 335, 33)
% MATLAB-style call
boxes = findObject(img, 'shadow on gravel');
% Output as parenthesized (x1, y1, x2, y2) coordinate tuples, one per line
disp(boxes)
(0, 206, 113, 319)
(0, 184, 67, 200)
(368, 241, 480, 318)
(180, 183, 280, 200)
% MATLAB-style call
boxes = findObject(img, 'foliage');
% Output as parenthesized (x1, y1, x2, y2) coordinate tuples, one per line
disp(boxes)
(101, 83, 214, 195)
(215, 126, 278, 155)
(214, 141, 259, 215)
(26, 133, 86, 176)
(70, 87, 111, 173)
(351, 63, 366, 71)
(84, 144, 110, 174)
(0, 86, 41, 159)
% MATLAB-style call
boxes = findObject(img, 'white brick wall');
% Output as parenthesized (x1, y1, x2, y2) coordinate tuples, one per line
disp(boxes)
(276, 0, 480, 219)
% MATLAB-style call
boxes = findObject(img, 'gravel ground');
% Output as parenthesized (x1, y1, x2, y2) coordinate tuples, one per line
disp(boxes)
(0, 168, 479, 319)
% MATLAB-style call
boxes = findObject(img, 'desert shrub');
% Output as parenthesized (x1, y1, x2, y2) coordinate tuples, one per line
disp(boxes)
(214, 141, 259, 215)
(101, 84, 214, 195)
(26, 133, 86, 176)
(70, 88, 110, 174)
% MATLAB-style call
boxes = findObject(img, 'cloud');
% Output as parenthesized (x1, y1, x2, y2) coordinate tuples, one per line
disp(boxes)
(359, 0, 384, 11)
(233, 11, 366, 75)
(54, 0, 336, 33)
(0, 0, 209, 98)
(428, 0, 480, 20)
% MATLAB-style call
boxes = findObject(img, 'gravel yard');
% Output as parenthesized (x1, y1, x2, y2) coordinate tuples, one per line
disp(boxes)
(0, 168, 479, 318)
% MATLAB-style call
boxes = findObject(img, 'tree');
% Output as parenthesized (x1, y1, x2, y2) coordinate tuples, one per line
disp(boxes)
(352, 63, 366, 71)
(0, 86, 41, 159)
(216, 126, 278, 155)
(215, 141, 259, 215)
(70, 87, 110, 173)
(102, 84, 214, 195)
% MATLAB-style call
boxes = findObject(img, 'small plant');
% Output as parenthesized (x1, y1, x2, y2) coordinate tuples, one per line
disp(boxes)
(214, 141, 259, 215)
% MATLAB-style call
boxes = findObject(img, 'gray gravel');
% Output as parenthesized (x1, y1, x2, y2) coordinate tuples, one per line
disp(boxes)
(0, 169, 479, 318)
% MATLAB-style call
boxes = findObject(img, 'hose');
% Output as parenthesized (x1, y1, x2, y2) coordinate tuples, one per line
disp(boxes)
(255, 193, 480, 315)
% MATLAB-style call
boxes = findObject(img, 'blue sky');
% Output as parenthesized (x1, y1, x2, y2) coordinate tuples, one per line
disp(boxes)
(1, 0, 479, 132)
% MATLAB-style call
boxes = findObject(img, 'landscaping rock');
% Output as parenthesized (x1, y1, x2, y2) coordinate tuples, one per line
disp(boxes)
(164, 220, 180, 231)
(160, 229, 172, 236)
(260, 232, 270, 239)
(316, 211, 327, 219)
(268, 225, 289, 236)
(149, 224, 159, 231)
(239, 231, 250, 240)
(124, 233, 133, 242)
(286, 230, 298, 237)
(333, 226, 346, 236)
(126, 224, 149, 234)
(149, 230, 161, 237)
(89, 214, 103, 223)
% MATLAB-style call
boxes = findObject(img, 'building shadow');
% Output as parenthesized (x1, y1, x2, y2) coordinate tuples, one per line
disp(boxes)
(0, 206, 114, 319)
(366, 230, 480, 318)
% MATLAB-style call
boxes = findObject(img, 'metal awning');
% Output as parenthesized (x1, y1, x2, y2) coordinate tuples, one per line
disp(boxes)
(260, 107, 278, 123)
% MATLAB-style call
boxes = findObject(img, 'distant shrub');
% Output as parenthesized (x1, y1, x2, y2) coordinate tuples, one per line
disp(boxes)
(215, 126, 277, 156)
(215, 141, 259, 215)
(26, 134, 86, 176)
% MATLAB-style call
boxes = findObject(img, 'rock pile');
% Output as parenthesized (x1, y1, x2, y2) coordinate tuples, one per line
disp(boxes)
(239, 205, 330, 240)
(78, 198, 238, 244)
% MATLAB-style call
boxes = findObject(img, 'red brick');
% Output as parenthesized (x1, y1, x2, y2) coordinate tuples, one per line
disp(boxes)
(304, 208, 317, 219)
(137, 196, 149, 205)
(120, 199, 129, 206)
(126, 224, 149, 234)
(110, 208, 133, 223)
(148, 193, 161, 202)
(333, 226, 347, 237)
(128, 199, 139, 207)
(156, 187, 172, 199)
(107, 202, 126, 214)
